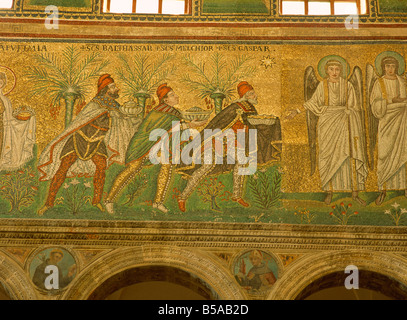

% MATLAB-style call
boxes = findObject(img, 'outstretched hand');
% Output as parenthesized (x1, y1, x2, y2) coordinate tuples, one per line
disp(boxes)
(285, 109, 300, 120)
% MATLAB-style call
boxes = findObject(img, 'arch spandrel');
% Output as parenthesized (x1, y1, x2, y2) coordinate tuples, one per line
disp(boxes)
(267, 250, 407, 300)
(62, 246, 246, 300)
(0, 252, 38, 300)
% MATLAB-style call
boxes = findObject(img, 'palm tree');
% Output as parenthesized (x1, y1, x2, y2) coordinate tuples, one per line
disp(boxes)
(26, 45, 109, 128)
(181, 53, 257, 114)
(116, 52, 175, 114)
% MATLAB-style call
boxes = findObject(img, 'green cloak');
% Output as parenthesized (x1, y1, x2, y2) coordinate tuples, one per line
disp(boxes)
(125, 104, 183, 164)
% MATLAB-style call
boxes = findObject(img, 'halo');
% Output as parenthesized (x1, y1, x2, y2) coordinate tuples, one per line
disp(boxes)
(317, 55, 350, 79)
(375, 51, 405, 76)
(0, 65, 17, 96)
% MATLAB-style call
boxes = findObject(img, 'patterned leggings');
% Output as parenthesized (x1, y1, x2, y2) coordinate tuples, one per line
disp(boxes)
(46, 153, 107, 207)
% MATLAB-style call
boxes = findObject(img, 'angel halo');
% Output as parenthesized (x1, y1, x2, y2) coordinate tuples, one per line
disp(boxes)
(374, 51, 405, 76)
(317, 55, 351, 79)
(303, 55, 367, 207)
(0, 65, 17, 96)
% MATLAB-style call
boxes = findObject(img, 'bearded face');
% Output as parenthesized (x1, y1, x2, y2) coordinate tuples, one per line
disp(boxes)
(106, 83, 120, 99)
(244, 90, 258, 105)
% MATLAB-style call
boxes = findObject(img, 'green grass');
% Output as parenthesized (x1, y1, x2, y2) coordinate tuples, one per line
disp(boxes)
(1, 162, 406, 227)
(378, 0, 407, 13)
(203, 0, 269, 14)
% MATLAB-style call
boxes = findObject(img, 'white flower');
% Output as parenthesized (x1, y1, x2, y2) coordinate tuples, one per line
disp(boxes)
(84, 182, 92, 188)
(384, 210, 391, 215)
(401, 208, 407, 214)
(71, 179, 80, 186)
(391, 202, 400, 209)
(63, 183, 70, 189)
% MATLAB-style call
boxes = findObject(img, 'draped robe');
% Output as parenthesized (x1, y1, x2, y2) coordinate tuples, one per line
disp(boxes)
(38, 96, 135, 181)
(304, 78, 368, 191)
(370, 76, 407, 190)
(0, 93, 36, 171)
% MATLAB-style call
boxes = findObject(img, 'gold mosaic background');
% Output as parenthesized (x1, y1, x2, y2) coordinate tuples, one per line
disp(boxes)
(2, 41, 406, 193)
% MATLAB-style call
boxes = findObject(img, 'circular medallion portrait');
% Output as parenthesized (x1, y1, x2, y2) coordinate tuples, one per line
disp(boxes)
(29, 247, 77, 293)
(233, 249, 280, 295)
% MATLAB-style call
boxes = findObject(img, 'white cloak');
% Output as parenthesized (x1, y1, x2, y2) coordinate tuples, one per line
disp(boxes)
(304, 78, 368, 191)
(371, 75, 407, 190)
(38, 100, 138, 181)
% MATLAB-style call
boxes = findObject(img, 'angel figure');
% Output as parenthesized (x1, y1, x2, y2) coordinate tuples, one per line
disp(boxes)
(287, 55, 369, 205)
(367, 51, 407, 205)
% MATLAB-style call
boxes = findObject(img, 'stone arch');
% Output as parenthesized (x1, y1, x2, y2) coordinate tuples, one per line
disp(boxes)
(62, 246, 245, 300)
(0, 253, 37, 300)
(267, 250, 407, 300)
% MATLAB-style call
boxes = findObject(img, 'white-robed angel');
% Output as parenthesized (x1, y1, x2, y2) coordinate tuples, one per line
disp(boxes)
(0, 71, 36, 172)
(367, 51, 407, 205)
(287, 55, 369, 205)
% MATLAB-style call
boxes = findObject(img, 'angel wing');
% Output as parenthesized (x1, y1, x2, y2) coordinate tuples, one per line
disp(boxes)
(348, 66, 370, 169)
(304, 66, 319, 176)
(366, 64, 379, 170)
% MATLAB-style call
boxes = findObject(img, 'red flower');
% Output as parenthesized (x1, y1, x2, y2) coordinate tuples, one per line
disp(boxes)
(354, 212, 359, 215)
(0, 186, 6, 190)
(31, 186, 38, 191)
(329, 212, 333, 216)
(348, 203, 352, 208)
(17, 170, 24, 174)
(332, 206, 336, 209)
(340, 202, 345, 206)
(342, 211, 346, 215)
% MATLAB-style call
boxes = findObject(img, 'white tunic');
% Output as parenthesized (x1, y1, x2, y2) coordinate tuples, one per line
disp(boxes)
(370, 76, 407, 190)
(0, 93, 36, 171)
(304, 78, 368, 191)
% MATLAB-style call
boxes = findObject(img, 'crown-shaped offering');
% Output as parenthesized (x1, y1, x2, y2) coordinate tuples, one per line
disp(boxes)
(247, 114, 277, 126)
(182, 106, 212, 121)
(120, 101, 143, 116)
(13, 106, 35, 121)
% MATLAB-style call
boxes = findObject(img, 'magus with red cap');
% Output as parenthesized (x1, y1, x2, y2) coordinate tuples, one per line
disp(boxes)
(37, 74, 130, 216)
(104, 83, 206, 214)
(176, 81, 282, 212)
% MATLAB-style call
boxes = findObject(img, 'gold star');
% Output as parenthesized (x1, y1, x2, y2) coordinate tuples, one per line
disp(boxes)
(260, 55, 276, 69)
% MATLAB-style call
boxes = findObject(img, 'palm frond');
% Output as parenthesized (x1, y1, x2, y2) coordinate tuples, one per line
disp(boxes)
(73, 51, 107, 85)
(180, 74, 216, 99)
(26, 46, 108, 101)
(62, 45, 82, 84)
(149, 64, 176, 94)
(210, 52, 228, 88)
(26, 66, 69, 98)
(182, 54, 213, 87)
(132, 53, 148, 88)
(117, 52, 175, 97)
(182, 53, 257, 101)
(144, 53, 175, 91)
(117, 55, 142, 91)
(221, 55, 256, 91)
(32, 53, 68, 83)
(76, 59, 109, 91)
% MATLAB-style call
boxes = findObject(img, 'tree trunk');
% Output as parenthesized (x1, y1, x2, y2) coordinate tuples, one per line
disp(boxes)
(211, 196, 220, 210)
(210, 92, 226, 115)
(64, 93, 78, 128)
(134, 92, 151, 117)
